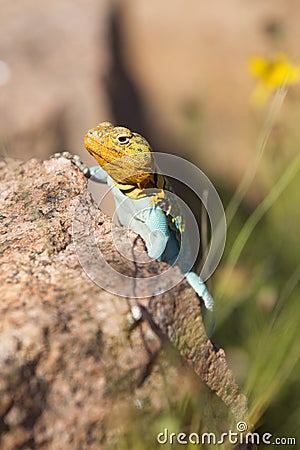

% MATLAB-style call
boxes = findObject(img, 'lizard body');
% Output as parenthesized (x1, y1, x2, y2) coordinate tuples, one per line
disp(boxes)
(84, 121, 214, 311)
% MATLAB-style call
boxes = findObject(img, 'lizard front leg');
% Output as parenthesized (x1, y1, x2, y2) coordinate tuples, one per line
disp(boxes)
(50, 152, 109, 184)
(50, 152, 91, 178)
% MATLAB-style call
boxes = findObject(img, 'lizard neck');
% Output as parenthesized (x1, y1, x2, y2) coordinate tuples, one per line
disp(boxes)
(115, 172, 167, 199)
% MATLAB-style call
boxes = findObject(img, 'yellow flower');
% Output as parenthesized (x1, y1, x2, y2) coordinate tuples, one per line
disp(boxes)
(249, 54, 300, 106)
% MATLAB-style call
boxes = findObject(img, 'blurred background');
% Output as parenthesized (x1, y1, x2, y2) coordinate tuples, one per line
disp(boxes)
(1, 0, 299, 447)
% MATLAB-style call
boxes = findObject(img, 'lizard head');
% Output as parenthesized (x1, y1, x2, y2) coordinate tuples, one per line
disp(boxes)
(84, 121, 155, 188)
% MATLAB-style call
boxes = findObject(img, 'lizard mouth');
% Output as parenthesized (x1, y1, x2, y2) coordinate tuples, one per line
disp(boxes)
(84, 135, 124, 164)
(84, 135, 112, 165)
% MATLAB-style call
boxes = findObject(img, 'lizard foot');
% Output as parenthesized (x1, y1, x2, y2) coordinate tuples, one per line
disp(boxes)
(50, 152, 91, 178)
(185, 272, 215, 336)
(185, 272, 214, 311)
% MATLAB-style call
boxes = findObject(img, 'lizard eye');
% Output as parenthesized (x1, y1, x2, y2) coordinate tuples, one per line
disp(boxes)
(117, 135, 130, 145)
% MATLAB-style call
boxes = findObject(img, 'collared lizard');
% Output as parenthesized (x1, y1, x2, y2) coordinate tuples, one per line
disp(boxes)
(50, 134, 250, 419)
(82, 121, 215, 311)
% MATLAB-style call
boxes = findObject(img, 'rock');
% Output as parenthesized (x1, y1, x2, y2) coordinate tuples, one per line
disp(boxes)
(0, 156, 247, 449)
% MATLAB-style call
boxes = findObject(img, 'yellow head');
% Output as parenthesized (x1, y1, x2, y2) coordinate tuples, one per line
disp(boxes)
(84, 121, 155, 188)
